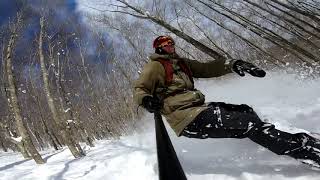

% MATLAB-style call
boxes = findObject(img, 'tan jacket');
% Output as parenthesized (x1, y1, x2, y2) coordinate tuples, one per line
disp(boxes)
(134, 53, 234, 136)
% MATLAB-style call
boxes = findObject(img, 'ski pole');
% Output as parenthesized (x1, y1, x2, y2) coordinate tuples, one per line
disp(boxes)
(154, 111, 187, 180)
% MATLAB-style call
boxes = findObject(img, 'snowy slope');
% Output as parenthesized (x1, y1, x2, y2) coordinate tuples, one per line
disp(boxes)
(1, 71, 320, 180)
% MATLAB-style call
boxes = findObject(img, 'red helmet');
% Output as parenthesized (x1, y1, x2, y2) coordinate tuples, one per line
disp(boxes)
(153, 36, 175, 49)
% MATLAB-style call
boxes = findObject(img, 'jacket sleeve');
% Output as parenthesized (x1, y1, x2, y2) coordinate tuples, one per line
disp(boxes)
(133, 61, 165, 105)
(183, 58, 235, 78)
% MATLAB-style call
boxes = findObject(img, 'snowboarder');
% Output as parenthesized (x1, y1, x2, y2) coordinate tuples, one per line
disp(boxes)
(133, 35, 320, 167)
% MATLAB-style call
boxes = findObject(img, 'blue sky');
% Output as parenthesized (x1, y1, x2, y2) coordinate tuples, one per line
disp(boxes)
(0, 0, 78, 26)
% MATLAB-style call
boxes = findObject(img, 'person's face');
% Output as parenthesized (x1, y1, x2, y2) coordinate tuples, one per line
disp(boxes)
(162, 43, 175, 54)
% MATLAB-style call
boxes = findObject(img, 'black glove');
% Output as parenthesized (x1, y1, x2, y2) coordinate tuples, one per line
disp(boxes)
(232, 60, 266, 77)
(142, 96, 163, 113)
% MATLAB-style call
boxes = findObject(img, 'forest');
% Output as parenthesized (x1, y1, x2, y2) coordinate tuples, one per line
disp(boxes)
(0, 0, 319, 164)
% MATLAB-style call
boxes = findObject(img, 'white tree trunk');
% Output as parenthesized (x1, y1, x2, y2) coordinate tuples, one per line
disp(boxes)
(38, 17, 84, 158)
(5, 15, 45, 164)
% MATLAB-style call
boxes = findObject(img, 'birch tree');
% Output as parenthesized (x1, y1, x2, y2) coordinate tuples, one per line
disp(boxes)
(38, 17, 85, 158)
(4, 14, 45, 164)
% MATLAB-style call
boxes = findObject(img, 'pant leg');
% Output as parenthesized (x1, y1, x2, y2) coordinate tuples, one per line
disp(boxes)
(181, 102, 264, 139)
(181, 102, 320, 165)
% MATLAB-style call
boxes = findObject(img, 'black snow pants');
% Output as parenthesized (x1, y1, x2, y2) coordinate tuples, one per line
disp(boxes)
(181, 102, 320, 165)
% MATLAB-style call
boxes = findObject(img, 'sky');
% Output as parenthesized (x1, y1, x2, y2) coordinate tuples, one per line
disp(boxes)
(0, 0, 111, 64)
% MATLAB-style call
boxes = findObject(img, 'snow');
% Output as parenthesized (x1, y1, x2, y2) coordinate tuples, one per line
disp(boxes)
(1, 71, 320, 179)
(11, 136, 22, 143)
(66, 120, 74, 123)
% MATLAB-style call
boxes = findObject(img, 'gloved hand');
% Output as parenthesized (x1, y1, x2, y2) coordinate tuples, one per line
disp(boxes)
(142, 96, 163, 113)
(232, 60, 266, 77)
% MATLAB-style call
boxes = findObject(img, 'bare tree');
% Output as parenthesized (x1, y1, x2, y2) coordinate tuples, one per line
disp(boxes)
(4, 14, 45, 164)
(89, 0, 319, 71)
(38, 17, 85, 158)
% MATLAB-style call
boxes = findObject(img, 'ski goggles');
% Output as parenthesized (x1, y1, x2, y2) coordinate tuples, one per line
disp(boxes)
(154, 36, 175, 48)
(159, 39, 175, 48)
